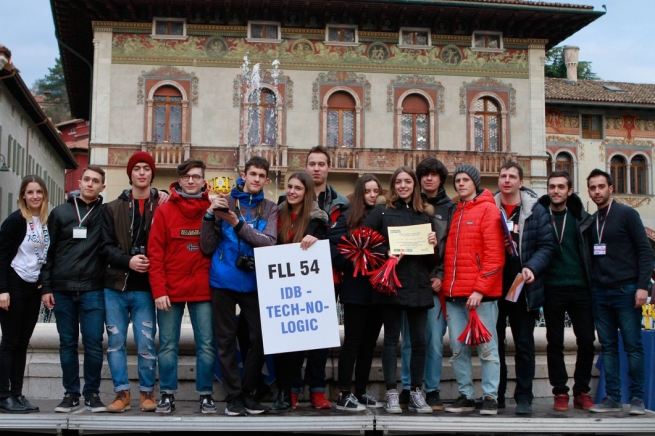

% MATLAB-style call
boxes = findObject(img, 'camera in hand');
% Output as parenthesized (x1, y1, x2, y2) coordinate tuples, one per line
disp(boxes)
(131, 245, 146, 256)
(213, 206, 229, 212)
(235, 254, 256, 272)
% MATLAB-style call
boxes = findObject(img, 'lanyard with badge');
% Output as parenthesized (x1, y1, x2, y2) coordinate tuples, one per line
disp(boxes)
(594, 201, 612, 256)
(73, 199, 96, 239)
(549, 207, 567, 245)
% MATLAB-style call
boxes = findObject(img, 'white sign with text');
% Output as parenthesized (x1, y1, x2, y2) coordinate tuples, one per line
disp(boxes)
(255, 240, 341, 354)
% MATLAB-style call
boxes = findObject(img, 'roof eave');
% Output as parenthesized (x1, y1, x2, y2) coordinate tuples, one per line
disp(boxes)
(546, 99, 655, 110)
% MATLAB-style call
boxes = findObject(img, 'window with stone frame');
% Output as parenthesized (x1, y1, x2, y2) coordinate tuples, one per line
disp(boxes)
(326, 25, 357, 44)
(399, 28, 430, 47)
(248, 21, 281, 41)
(472, 31, 503, 51)
(473, 97, 501, 152)
(610, 155, 627, 194)
(327, 92, 356, 148)
(247, 88, 277, 146)
(556, 152, 573, 174)
(581, 114, 603, 139)
(400, 94, 429, 150)
(153, 86, 183, 142)
(630, 155, 647, 194)
(152, 18, 186, 38)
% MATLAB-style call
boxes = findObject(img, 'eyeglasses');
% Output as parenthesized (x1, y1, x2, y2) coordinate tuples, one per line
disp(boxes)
(180, 174, 203, 182)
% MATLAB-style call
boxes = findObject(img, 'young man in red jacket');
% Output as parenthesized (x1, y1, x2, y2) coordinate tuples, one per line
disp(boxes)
(442, 164, 505, 416)
(148, 160, 215, 414)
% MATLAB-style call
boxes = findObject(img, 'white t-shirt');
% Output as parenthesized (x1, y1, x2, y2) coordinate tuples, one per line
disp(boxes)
(11, 217, 45, 283)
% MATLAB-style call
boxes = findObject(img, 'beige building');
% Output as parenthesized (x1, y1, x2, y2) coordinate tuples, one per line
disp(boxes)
(51, 0, 603, 200)
(0, 45, 77, 222)
(545, 57, 655, 239)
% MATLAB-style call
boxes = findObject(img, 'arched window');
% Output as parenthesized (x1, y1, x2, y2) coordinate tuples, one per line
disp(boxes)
(153, 86, 182, 142)
(610, 155, 627, 194)
(400, 94, 429, 150)
(247, 88, 277, 146)
(327, 92, 355, 148)
(630, 155, 647, 194)
(473, 97, 501, 152)
(556, 153, 572, 174)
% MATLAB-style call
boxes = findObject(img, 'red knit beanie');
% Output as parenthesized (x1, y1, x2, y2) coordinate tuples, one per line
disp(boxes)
(127, 151, 156, 182)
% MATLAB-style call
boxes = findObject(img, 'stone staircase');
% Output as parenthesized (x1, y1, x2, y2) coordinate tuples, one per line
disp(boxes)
(21, 323, 600, 402)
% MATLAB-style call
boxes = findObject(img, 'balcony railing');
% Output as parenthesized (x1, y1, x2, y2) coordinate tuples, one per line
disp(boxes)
(238, 144, 288, 170)
(141, 142, 191, 167)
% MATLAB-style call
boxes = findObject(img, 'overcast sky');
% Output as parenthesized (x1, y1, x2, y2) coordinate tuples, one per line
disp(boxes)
(1, 0, 653, 87)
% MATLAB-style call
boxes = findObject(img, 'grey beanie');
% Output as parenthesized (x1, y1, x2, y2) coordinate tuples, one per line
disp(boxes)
(453, 164, 481, 189)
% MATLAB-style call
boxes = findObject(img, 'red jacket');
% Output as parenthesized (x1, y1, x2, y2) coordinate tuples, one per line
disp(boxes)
(442, 189, 505, 299)
(148, 183, 211, 303)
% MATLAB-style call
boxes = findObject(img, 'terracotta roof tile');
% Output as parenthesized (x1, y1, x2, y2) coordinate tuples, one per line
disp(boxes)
(545, 78, 655, 106)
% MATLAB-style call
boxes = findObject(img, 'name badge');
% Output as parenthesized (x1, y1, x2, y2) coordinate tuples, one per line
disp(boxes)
(593, 243, 606, 256)
(73, 227, 87, 239)
(506, 221, 513, 232)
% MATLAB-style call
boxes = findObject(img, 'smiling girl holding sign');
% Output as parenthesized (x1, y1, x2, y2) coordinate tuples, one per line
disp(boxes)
(270, 172, 329, 413)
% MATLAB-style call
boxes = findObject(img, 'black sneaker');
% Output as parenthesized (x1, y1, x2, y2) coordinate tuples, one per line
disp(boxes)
(426, 391, 443, 411)
(480, 396, 498, 415)
(357, 392, 383, 408)
(84, 393, 107, 413)
(14, 395, 39, 412)
(199, 395, 217, 414)
(225, 396, 247, 416)
(243, 394, 268, 415)
(155, 393, 175, 414)
(398, 389, 410, 409)
(444, 394, 475, 413)
(336, 393, 366, 412)
(515, 399, 532, 415)
(54, 393, 80, 413)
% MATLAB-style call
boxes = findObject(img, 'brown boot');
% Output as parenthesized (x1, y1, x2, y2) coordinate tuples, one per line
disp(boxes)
(107, 390, 131, 413)
(140, 391, 157, 412)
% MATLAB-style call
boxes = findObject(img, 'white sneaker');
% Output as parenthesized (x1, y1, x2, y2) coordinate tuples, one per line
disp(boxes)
(385, 389, 402, 414)
(408, 387, 432, 414)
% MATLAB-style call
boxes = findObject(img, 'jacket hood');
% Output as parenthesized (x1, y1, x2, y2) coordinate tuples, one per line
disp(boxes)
(117, 188, 159, 202)
(538, 192, 586, 219)
(494, 186, 538, 219)
(231, 178, 265, 206)
(309, 200, 329, 224)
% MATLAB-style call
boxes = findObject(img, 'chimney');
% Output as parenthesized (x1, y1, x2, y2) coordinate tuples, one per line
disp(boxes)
(563, 45, 579, 85)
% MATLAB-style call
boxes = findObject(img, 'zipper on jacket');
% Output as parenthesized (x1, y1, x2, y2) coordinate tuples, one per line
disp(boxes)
(476, 253, 482, 272)
(448, 204, 466, 297)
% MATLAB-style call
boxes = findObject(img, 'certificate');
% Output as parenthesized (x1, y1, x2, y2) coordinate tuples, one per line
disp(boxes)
(388, 223, 433, 256)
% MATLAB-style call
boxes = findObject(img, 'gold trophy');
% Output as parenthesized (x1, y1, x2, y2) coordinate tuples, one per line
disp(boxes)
(208, 176, 233, 196)
(643, 304, 653, 330)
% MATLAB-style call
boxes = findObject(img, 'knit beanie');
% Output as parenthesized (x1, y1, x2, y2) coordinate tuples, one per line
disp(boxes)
(127, 151, 156, 182)
(453, 164, 481, 189)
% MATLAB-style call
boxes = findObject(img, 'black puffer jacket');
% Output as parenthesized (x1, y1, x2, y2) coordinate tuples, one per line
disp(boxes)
(494, 187, 555, 311)
(537, 192, 594, 285)
(40, 192, 105, 295)
(423, 189, 455, 281)
(363, 201, 434, 308)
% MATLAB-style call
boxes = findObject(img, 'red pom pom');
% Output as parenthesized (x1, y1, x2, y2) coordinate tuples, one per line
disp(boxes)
(337, 227, 387, 277)
(369, 257, 402, 296)
(457, 309, 493, 346)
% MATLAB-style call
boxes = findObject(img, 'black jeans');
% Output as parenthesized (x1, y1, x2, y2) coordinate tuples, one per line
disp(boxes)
(211, 288, 264, 401)
(0, 269, 41, 398)
(543, 287, 596, 396)
(337, 303, 383, 394)
(274, 348, 329, 393)
(496, 297, 537, 403)
(380, 305, 427, 389)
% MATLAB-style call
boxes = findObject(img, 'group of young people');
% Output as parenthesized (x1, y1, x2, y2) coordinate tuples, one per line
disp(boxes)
(0, 147, 652, 418)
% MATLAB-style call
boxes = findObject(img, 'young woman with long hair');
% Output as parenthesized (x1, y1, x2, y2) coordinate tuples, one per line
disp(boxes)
(330, 174, 385, 411)
(270, 172, 329, 413)
(363, 167, 437, 414)
(0, 175, 50, 413)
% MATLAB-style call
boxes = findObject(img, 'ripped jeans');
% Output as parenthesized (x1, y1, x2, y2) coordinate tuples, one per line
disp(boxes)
(446, 300, 500, 400)
(104, 288, 157, 392)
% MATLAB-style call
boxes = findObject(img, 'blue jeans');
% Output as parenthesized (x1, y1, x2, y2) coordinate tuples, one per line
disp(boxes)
(104, 289, 156, 393)
(401, 294, 446, 392)
(446, 300, 500, 400)
(592, 284, 644, 402)
(157, 301, 215, 395)
(53, 290, 105, 396)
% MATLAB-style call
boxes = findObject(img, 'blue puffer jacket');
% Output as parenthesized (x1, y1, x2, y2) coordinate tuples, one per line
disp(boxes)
(200, 180, 278, 293)
(494, 187, 555, 311)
